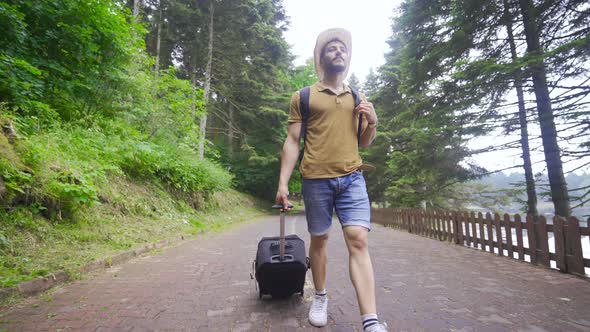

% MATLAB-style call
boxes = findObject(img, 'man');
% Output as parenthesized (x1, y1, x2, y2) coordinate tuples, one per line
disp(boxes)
(275, 28, 387, 332)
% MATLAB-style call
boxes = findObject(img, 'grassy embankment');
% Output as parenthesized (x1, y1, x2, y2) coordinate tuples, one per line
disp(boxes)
(0, 118, 268, 301)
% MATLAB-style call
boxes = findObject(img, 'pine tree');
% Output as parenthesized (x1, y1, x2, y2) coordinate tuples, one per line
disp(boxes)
(370, 0, 486, 207)
(363, 68, 380, 100)
(518, 0, 570, 217)
(370, 0, 589, 214)
(348, 73, 361, 91)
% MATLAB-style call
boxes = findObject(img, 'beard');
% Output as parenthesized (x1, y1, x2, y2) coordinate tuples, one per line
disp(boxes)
(324, 59, 347, 74)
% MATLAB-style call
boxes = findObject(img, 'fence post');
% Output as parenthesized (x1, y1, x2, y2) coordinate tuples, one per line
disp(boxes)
(427, 209, 432, 238)
(444, 210, 451, 242)
(504, 214, 513, 259)
(553, 216, 567, 272)
(486, 213, 494, 253)
(418, 209, 423, 236)
(404, 209, 408, 232)
(537, 216, 551, 267)
(435, 209, 442, 241)
(420, 209, 424, 236)
(514, 214, 525, 260)
(477, 212, 485, 251)
(429, 209, 435, 238)
(463, 211, 470, 246)
(452, 211, 460, 245)
(422, 209, 427, 237)
(459, 211, 465, 245)
(470, 212, 478, 249)
(494, 213, 503, 257)
(565, 217, 585, 276)
(526, 214, 537, 264)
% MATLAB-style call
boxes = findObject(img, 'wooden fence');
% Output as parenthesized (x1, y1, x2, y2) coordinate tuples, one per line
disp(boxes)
(371, 208, 590, 277)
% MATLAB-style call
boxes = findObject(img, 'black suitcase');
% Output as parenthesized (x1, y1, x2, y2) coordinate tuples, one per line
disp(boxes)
(253, 205, 309, 299)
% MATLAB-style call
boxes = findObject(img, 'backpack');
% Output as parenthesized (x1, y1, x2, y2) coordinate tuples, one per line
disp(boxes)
(298, 86, 363, 160)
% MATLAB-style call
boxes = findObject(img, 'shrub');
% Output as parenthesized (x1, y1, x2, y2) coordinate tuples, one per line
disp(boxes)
(120, 141, 232, 198)
(1, 118, 232, 218)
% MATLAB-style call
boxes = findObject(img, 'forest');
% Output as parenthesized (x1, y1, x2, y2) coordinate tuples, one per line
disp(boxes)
(0, 0, 588, 287)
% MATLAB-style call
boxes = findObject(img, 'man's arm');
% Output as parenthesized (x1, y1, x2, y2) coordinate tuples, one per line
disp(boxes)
(357, 101, 378, 148)
(276, 122, 302, 208)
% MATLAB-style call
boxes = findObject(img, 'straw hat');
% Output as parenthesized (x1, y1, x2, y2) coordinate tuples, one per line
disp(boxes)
(314, 28, 352, 81)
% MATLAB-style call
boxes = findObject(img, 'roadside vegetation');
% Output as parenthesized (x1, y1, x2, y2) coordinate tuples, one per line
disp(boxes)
(0, 0, 282, 291)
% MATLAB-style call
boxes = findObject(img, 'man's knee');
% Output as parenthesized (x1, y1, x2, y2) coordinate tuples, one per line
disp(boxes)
(344, 226, 368, 251)
(310, 233, 329, 250)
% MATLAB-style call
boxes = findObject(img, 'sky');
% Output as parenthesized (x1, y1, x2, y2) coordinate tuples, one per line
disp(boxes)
(281, 0, 529, 173)
(282, 0, 401, 83)
(281, 0, 588, 176)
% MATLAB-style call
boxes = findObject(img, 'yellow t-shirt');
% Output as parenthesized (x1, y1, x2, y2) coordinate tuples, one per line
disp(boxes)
(288, 82, 368, 179)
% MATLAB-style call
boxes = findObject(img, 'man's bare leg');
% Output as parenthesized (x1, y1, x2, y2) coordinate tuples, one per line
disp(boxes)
(342, 225, 376, 315)
(309, 233, 329, 291)
(308, 233, 330, 327)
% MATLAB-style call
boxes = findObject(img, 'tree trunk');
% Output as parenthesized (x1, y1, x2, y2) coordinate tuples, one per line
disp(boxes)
(228, 103, 234, 160)
(154, 5, 162, 78)
(0, 175, 6, 199)
(133, 0, 141, 18)
(503, 0, 538, 218)
(199, 0, 214, 159)
(190, 70, 197, 120)
(518, 0, 570, 218)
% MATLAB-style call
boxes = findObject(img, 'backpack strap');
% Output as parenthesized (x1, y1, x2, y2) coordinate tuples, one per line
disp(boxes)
(299, 87, 311, 145)
(298, 87, 311, 162)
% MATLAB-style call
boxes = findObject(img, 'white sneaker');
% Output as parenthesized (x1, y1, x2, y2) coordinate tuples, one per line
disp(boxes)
(364, 321, 388, 332)
(308, 294, 328, 327)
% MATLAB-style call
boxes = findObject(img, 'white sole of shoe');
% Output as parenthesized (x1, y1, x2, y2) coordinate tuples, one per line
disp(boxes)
(308, 320, 328, 327)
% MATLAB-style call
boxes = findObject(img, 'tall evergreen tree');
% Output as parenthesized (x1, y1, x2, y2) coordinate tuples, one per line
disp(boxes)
(502, 0, 538, 217)
(369, 0, 589, 214)
(139, 0, 293, 199)
(203, 0, 292, 198)
(518, 0, 570, 217)
(363, 68, 380, 100)
(348, 73, 361, 91)
(371, 0, 487, 207)
(199, 0, 214, 159)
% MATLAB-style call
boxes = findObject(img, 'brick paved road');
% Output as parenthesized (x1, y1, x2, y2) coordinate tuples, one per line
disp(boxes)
(1, 214, 590, 332)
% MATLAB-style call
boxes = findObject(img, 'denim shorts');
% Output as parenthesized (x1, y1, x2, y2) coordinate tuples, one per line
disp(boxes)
(302, 170, 371, 236)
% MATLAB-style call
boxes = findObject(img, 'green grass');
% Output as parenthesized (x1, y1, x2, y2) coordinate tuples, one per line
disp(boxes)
(0, 116, 272, 308)
(0, 174, 267, 293)
(0, 116, 264, 299)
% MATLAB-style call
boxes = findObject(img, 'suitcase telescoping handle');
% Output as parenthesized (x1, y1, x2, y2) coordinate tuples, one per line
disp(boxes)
(271, 204, 294, 210)
(271, 204, 293, 261)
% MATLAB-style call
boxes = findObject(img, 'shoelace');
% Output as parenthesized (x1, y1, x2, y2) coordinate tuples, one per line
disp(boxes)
(310, 296, 327, 315)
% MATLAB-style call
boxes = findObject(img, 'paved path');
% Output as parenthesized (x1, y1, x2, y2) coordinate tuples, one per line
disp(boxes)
(1, 214, 590, 332)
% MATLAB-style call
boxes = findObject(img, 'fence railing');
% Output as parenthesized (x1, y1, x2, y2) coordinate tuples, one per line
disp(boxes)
(371, 208, 590, 277)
